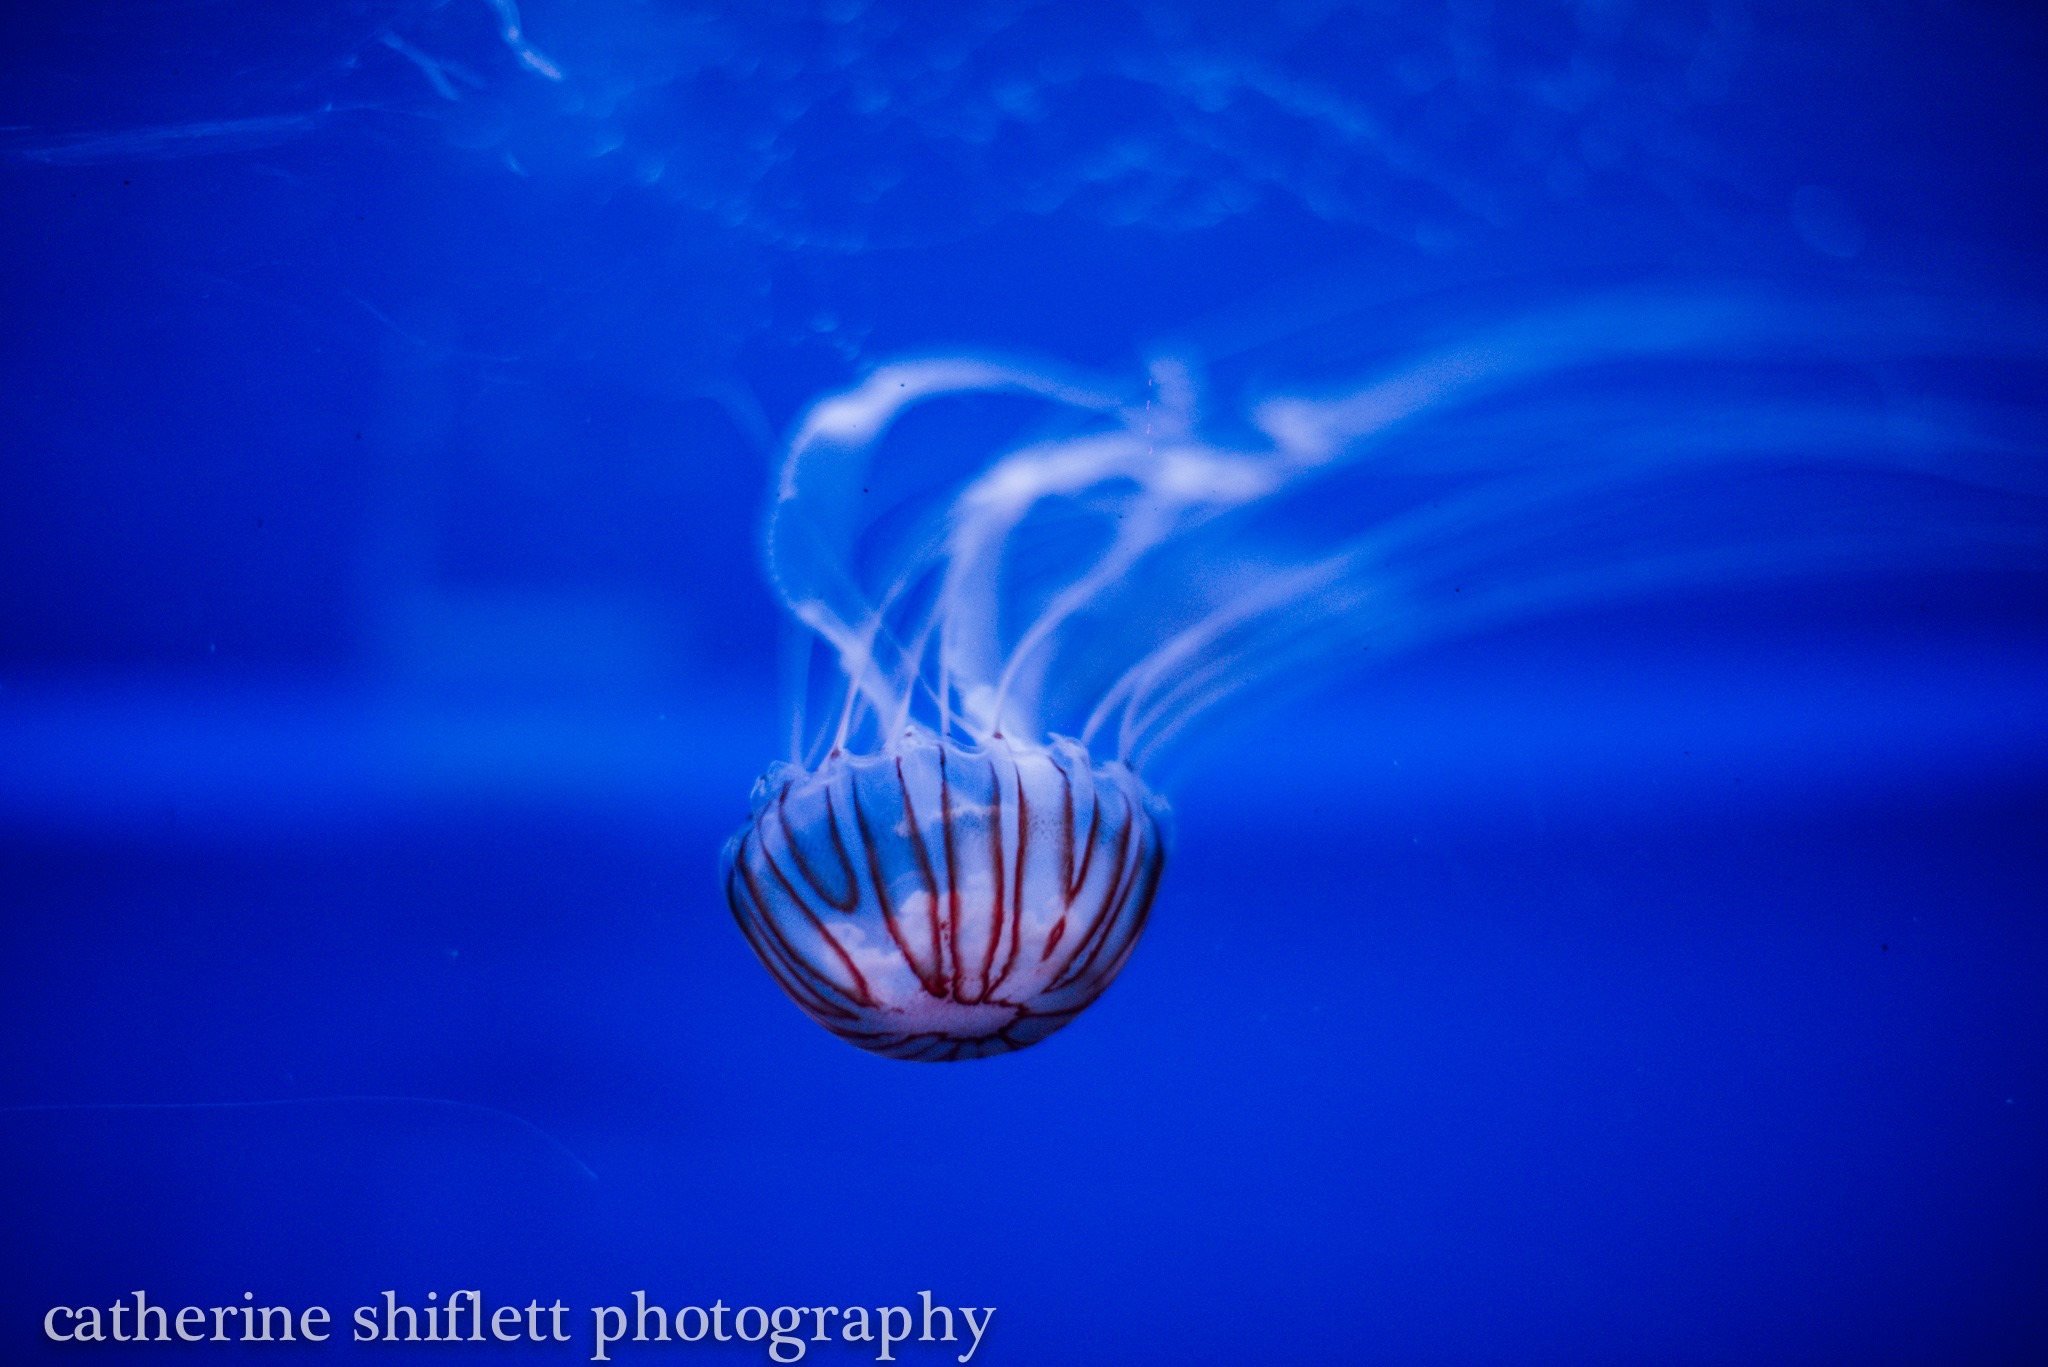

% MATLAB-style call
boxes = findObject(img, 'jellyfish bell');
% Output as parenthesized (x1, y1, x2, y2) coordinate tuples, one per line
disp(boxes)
(722, 729, 1168, 1061)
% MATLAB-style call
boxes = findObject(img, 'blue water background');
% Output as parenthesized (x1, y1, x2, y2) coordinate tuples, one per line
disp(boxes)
(3, 3, 2045, 1362)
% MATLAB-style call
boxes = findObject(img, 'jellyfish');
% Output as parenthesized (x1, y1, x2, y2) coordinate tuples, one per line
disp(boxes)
(723, 287, 2048, 1060)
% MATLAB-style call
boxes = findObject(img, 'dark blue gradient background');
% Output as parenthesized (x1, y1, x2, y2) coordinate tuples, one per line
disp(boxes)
(3, 3, 2044, 1363)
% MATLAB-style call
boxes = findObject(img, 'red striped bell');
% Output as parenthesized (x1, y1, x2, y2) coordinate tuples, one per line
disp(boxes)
(721, 730, 1169, 1060)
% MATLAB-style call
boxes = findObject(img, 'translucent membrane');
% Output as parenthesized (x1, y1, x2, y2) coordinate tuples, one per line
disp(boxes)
(765, 292, 2047, 773)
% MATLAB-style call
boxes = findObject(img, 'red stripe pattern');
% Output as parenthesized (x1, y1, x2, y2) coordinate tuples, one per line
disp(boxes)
(721, 731, 1170, 1061)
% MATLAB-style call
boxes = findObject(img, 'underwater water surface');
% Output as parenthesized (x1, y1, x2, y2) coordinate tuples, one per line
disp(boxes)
(3, 2, 2046, 1363)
